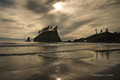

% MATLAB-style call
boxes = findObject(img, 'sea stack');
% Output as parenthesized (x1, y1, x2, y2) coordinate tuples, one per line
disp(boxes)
(34, 26, 62, 42)
(26, 37, 31, 42)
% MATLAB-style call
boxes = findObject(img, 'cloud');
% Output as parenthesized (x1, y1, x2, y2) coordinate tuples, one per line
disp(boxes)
(0, 0, 14, 7)
(0, 0, 120, 40)
(27, 24, 35, 27)
(60, 18, 97, 35)
(25, 0, 65, 14)
(0, 18, 16, 22)
(95, 0, 120, 9)
(89, 24, 102, 28)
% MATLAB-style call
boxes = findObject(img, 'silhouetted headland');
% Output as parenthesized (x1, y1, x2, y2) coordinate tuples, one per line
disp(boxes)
(73, 28, 120, 43)
(34, 26, 62, 42)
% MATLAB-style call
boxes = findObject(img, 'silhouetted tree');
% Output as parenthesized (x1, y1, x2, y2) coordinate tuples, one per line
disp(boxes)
(46, 25, 50, 31)
(44, 27, 48, 32)
(95, 29, 98, 34)
(41, 28, 44, 33)
(100, 30, 103, 33)
(54, 26, 58, 31)
(48, 25, 50, 28)
(50, 26, 52, 29)
(38, 26, 59, 35)
(105, 28, 109, 33)
(50, 26, 53, 30)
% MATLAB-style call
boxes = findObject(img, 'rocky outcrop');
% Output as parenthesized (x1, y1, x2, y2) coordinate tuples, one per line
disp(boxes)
(73, 38, 85, 42)
(34, 26, 62, 42)
(86, 32, 120, 43)
(73, 30, 120, 43)
(26, 37, 30, 41)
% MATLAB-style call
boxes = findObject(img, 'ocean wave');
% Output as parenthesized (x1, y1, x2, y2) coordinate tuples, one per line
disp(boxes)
(0, 44, 39, 47)
(0, 42, 17, 44)
(0, 43, 81, 47)
(92, 48, 120, 52)
(0, 42, 120, 47)
(0, 49, 89, 57)
(0, 48, 120, 57)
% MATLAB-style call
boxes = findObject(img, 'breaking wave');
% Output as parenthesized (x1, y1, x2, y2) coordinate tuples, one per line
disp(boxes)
(0, 48, 120, 57)
(0, 42, 120, 59)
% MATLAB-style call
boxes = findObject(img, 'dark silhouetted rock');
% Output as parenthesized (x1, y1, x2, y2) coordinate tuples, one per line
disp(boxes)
(26, 37, 30, 41)
(73, 38, 86, 42)
(86, 32, 120, 43)
(65, 40, 72, 42)
(34, 26, 62, 42)
(73, 29, 120, 43)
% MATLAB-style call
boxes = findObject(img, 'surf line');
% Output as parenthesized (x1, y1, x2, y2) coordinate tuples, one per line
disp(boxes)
(0, 48, 120, 57)
(0, 49, 91, 57)
(91, 49, 120, 52)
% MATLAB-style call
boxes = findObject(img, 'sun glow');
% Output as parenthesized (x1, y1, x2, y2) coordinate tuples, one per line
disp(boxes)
(54, 3, 61, 11)
(57, 77, 61, 80)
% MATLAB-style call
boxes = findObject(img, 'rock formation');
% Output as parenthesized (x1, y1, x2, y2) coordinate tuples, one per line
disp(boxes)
(85, 32, 119, 43)
(34, 26, 62, 42)
(25, 37, 31, 42)
(73, 38, 85, 42)
(73, 29, 120, 43)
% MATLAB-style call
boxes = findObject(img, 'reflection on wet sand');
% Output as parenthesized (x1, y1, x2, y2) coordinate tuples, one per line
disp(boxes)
(95, 51, 110, 60)
(26, 46, 70, 80)
(27, 49, 120, 80)
(0, 43, 120, 80)
(27, 58, 71, 80)
(42, 46, 58, 51)
(27, 47, 94, 80)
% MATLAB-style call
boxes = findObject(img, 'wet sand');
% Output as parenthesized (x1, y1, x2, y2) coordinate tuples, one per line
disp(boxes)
(73, 64, 120, 80)
(0, 50, 120, 80)
(0, 42, 120, 80)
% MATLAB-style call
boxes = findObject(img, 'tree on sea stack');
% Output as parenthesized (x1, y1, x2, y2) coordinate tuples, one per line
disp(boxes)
(54, 26, 58, 31)
(100, 30, 103, 33)
(95, 29, 98, 34)
(105, 28, 109, 33)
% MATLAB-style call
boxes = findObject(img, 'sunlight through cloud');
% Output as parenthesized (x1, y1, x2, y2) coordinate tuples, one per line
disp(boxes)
(57, 77, 61, 80)
(54, 3, 61, 11)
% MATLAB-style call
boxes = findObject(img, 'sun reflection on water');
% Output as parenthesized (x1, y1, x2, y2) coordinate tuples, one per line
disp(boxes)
(57, 77, 61, 80)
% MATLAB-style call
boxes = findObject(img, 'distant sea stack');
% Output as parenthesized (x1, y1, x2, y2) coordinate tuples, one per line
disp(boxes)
(34, 26, 62, 42)
(26, 37, 31, 42)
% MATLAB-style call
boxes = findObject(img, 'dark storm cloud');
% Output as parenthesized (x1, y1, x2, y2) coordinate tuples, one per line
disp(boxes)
(60, 18, 97, 35)
(0, 19, 16, 22)
(26, 0, 65, 14)
(0, 0, 14, 7)
(108, 0, 120, 6)
(26, 0, 51, 14)
(95, 0, 120, 10)
(46, 0, 62, 4)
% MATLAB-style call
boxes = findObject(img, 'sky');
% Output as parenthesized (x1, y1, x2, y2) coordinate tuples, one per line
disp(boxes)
(0, 0, 120, 41)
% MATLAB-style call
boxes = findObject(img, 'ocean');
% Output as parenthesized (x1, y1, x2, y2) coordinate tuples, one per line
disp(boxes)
(0, 41, 120, 80)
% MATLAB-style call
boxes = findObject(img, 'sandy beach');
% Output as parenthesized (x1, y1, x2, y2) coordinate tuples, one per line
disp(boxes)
(77, 64, 120, 80)
(0, 42, 120, 80)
